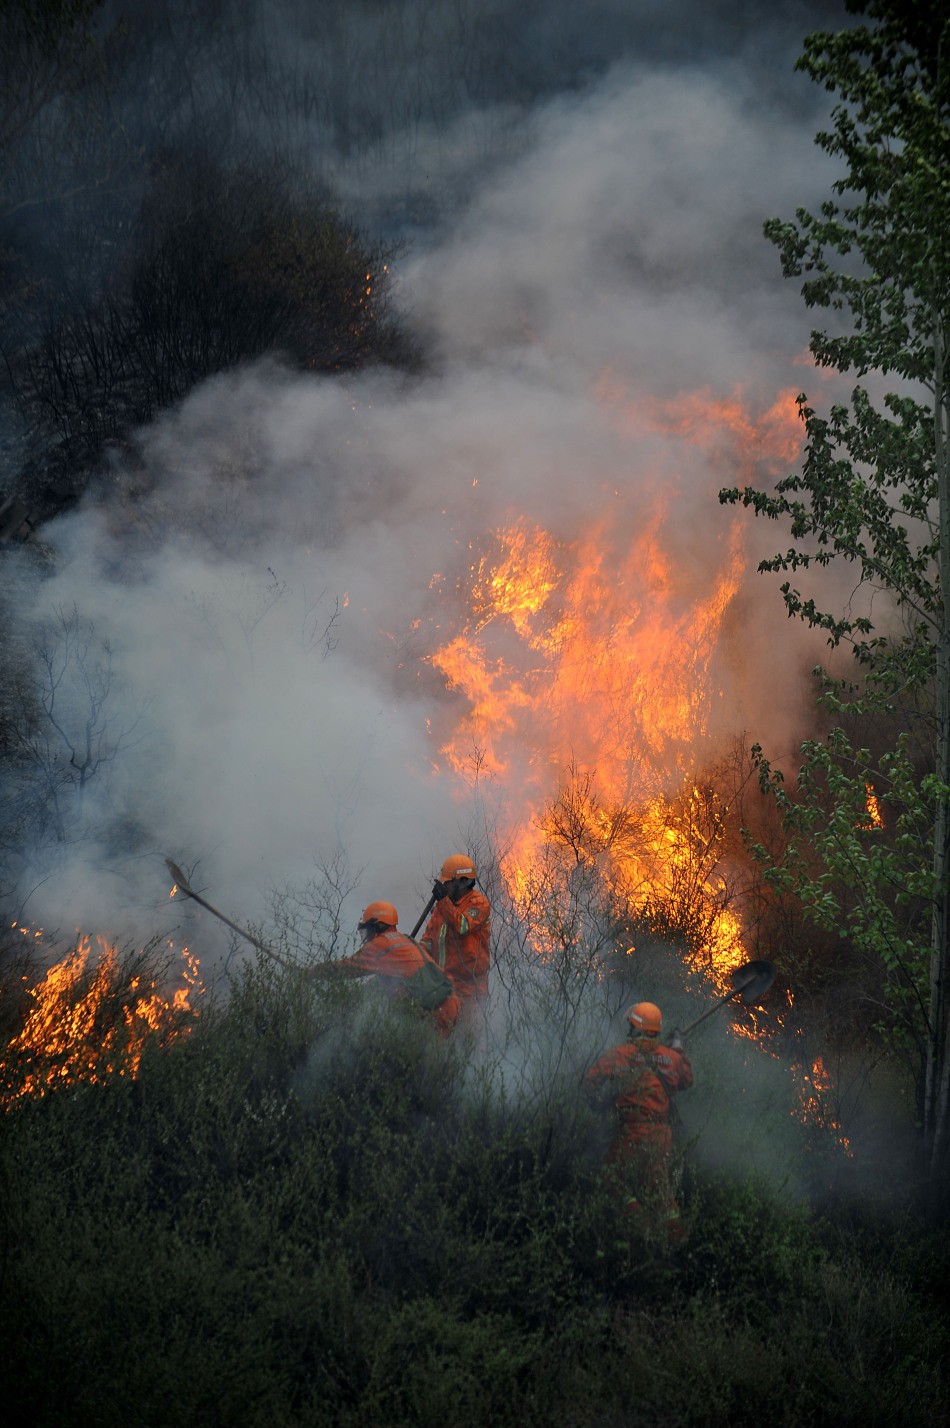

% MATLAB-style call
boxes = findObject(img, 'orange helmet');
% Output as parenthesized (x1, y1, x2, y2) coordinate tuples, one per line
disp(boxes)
(359, 900, 398, 929)
(627, 1002, 662, 1036)
(440, 853, 477, 880)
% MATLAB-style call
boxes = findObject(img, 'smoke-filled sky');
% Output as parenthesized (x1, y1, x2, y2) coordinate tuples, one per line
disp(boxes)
(5, 0, 864, 958)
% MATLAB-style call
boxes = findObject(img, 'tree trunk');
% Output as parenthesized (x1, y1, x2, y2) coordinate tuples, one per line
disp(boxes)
(927, 305, 950, 1213)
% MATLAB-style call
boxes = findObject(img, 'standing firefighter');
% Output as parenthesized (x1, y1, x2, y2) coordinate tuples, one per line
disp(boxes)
(583, 1001, 693, 1245)
(418, 854, 491, 1022)
(320, 900, 460, 1036)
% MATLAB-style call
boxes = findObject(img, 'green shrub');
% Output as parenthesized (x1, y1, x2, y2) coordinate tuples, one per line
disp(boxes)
(2, 950, 949, 1428)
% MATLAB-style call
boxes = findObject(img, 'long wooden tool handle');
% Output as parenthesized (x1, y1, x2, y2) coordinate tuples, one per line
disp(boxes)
(410, 894, 436, 940)
(679, 987, 740, 1038)
(165, 859, 293, 970)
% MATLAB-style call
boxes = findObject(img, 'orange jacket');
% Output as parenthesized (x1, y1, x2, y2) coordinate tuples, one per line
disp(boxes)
(337, 927, 426, 989)
(419, 887, 491, 999)
(583, 1036, 693, 1124)
(335, 927, 458, 1032)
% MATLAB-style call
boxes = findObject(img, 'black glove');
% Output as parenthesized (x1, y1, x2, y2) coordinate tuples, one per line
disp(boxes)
(432, 880, 448, 901)
(669, 1030, 684, 1052)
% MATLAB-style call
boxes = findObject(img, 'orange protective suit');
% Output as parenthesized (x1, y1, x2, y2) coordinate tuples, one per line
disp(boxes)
(584, 1034, 693, 1242)
(419, 887, 491, 1005)
(335, 928, 460, 1036)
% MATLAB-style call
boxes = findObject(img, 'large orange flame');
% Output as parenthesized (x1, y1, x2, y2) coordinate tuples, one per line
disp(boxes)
(426, 381, 803, 983)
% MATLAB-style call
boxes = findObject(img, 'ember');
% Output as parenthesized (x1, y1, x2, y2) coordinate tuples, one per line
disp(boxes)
(793, 1055, 852, 1156)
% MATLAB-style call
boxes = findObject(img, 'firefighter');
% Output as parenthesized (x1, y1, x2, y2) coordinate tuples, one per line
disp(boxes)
(418, 854, 491, 1023)
(320, 900, 460, 1036)
(583, 1001, 693, 1244)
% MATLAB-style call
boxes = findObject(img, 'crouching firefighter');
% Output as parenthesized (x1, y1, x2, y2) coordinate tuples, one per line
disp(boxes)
(583, 1002, 693, 1245)
(317, 900, 460, 1036)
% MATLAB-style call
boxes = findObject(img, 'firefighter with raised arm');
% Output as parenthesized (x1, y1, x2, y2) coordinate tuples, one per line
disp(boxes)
(583, 1001, 693, 1244)
(320, 899, 460, 1036)
(418, 854, 491, 1022)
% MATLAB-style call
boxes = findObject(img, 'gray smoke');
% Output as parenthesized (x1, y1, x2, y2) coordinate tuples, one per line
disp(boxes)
(3, 5, 860, 971)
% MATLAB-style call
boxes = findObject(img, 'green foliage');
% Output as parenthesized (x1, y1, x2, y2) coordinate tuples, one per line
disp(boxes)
(747, 721, 933, 1062)
(719, 0, 950, 1195)
(679, 1169, 829, 1313)
(719, 0, 949, 652)
(1, 949, 948, 1427)
(726, 388, 939, 650)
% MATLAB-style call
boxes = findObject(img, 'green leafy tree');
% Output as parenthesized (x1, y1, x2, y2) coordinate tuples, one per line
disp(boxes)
(720, 0, 950, 1207)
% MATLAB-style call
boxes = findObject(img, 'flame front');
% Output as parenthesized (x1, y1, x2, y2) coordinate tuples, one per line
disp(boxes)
(426, 382, 802, 981)
(0, 935, 202, 1108)
(431, 514, 744, 787)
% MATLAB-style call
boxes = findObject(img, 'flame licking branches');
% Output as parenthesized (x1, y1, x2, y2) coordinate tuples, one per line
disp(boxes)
(793, 1055, 852, 1157)
(425, 380, 803, 985)
(427, 514, 749, 974)
(0, 936, 202, 1108)
(422, 365, 851, 1148)
(861, 784, 885, 831)
(430, 516, 745, 786)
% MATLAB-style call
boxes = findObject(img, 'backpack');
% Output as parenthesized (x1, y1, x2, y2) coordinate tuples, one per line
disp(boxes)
(406, 946, 455, 1010)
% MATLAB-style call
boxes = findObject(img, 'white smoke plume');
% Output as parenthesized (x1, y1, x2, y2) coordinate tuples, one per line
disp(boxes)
(4, 41, 855, 969)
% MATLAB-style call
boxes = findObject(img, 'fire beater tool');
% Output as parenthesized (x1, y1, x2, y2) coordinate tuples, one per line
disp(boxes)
(165, 858, 294, 970)
(676, 959, 776, 1041)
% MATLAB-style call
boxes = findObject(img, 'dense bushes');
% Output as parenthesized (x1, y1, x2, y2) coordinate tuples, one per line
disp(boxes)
(2, 950, 948, 1427)
(4, 158, 409, 511)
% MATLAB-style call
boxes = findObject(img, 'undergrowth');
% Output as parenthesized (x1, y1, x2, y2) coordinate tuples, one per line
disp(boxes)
(1, 951, 947, 1428)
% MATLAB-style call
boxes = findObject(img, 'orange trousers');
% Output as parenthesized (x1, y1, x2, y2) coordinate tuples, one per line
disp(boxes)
(604, 1121, 683, 1244)
(431, 993, 461, 1037)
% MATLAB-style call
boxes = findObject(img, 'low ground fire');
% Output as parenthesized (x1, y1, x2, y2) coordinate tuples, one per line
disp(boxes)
(0, 934, 202, 1108)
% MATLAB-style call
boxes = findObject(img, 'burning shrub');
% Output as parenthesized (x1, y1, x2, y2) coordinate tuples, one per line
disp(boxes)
(0, 933, 202, 1107)
(2, 945, 948, 1428)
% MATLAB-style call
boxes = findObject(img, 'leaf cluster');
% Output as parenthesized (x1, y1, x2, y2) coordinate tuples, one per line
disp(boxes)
(748, 724, 933, 1065)
(719, 5, 950, 1144)
(721, 1, 949, 652)
(777, 2, 950, 385)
